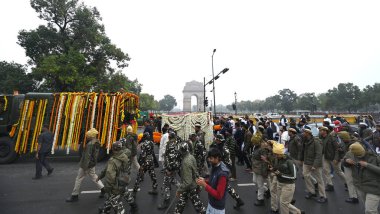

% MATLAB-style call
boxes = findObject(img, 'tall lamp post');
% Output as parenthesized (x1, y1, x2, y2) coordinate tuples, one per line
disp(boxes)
(212, 49, 216, 116)
(234, 92, 237, 115)
(203, 49, 229, 116)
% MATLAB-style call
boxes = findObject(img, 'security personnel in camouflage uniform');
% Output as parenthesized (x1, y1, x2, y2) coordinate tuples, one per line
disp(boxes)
(225, 129, 237, 180)
(195, 122, 206, 145)
(173, 142, 206, 214)
(133, 132, 158, 195)
(157, 131, 180, 209)
(189, 133, 207, 176)
(119, 126, 139, 212)
(210, 134, 245, 209)
(98, 141, 129, 214)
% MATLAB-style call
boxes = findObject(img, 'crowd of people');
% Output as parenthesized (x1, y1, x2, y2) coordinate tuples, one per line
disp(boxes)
(34, 113, 380, 214)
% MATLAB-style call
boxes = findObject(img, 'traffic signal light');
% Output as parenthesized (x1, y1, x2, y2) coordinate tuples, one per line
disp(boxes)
(204, 98, 209, 107)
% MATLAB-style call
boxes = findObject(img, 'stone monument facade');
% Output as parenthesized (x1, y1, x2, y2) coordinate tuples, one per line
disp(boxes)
(182, 81, 204, 112)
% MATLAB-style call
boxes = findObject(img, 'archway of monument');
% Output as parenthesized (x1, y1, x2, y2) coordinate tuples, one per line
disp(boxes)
(183, 81, 204, 112)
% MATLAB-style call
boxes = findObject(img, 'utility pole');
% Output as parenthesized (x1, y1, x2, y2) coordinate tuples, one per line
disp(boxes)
(234, 92, 237, 115)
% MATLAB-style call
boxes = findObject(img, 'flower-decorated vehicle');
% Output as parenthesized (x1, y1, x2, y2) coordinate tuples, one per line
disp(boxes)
(0, 92, 139, 164)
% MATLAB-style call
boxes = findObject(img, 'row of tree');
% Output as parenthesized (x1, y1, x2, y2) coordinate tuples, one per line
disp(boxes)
(225, 83, 380, 113)
(1, 0, 141, 94)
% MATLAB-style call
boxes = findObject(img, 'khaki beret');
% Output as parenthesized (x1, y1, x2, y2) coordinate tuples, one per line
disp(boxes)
(303, 129, 312, 135)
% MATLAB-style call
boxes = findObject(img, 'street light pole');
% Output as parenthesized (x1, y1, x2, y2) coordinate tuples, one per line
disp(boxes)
(212, 49, 216, 116)
(203, 77, 206, 112)
(234, 92, 237, 115)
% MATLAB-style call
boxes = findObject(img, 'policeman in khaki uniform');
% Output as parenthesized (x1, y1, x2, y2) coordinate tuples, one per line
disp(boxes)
(98, 141, 129, 214)
(250, 131, 270, 206)
(338, 131, 359, 203)
(119, 125, 140, 172)
(271, 143, 305, 214)
(301, 128, 327, 203)
(287, 128, 303, 171)
(66, 128, 105, 202)
(173, 142, 206, 214)
(344, 143, 380, 214)
(319, 126, 346, 192)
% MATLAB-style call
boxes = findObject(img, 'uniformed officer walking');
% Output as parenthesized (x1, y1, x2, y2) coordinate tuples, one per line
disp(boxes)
(301, 129, 327, 203)
(98, 141, 129, 214)
(173, 142, 206, 214)
(272, 143, 305, 214)
(132, 132, 158, 195)
(190, 133, 207, 176)
(157, 131, 180, 209)
(66, 128, 105, 202)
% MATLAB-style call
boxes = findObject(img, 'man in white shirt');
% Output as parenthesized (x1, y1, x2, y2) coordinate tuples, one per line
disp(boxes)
(158, 127, 170, 165)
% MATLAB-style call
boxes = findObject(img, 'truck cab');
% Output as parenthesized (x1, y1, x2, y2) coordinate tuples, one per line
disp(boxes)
(0, 94, 24, 163)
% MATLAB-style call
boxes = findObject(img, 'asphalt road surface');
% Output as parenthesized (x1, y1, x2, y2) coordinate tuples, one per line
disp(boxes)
(0, 146, 370, 214)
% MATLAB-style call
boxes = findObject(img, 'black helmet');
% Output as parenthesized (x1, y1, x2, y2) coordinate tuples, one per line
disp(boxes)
(112, 141, 123, 151)
(143, 132, 150, 139)
(178, 142, 189, 155)
(169, 131, 176, 140)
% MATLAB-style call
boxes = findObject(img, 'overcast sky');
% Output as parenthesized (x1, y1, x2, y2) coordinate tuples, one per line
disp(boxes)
(1, 0, 380, 109)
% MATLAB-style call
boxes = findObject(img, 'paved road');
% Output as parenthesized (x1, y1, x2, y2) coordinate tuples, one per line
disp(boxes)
(0, 146, 370, 214)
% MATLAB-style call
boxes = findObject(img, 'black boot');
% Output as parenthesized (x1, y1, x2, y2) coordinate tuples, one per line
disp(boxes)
(130, 202, 139, 213)
(66, 195, 79, 202)
(32, 175, 42, 180)
(157, 199, 170, 209)
(325, 184, 334, 192)
(264, 190, 271, 198)
(305, 192, 317, 199)
(314, 183, 319, 194)
(98, 207, 111, 214)
(148, 188, 158, 195)
(233, 198, 244, 209)
(345, 197, 359, 204)
(47, 168, 54, 176)
(254, 199, 264, 206)
(99, 188, 106, 198)
(291, 198, 296, 205)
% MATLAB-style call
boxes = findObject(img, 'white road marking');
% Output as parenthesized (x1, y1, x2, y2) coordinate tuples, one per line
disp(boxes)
(237, 183, 256, 187)
(81, 190, 100, 194)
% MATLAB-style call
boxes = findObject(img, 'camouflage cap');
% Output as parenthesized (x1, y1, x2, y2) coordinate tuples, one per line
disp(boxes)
(112, 141, 122, 151)
(215, 134, 225, 141)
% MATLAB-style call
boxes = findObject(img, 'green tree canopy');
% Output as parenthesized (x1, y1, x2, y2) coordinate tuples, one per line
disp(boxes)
(0, 61, 36, 94)
(159, 95, 177, 112)
(17, 0, 135, 92)
(139, 93, 158, 111)
(324, 83, 361, 113)
(278, 89, 297, 113)
(296, 92, 318, 113)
